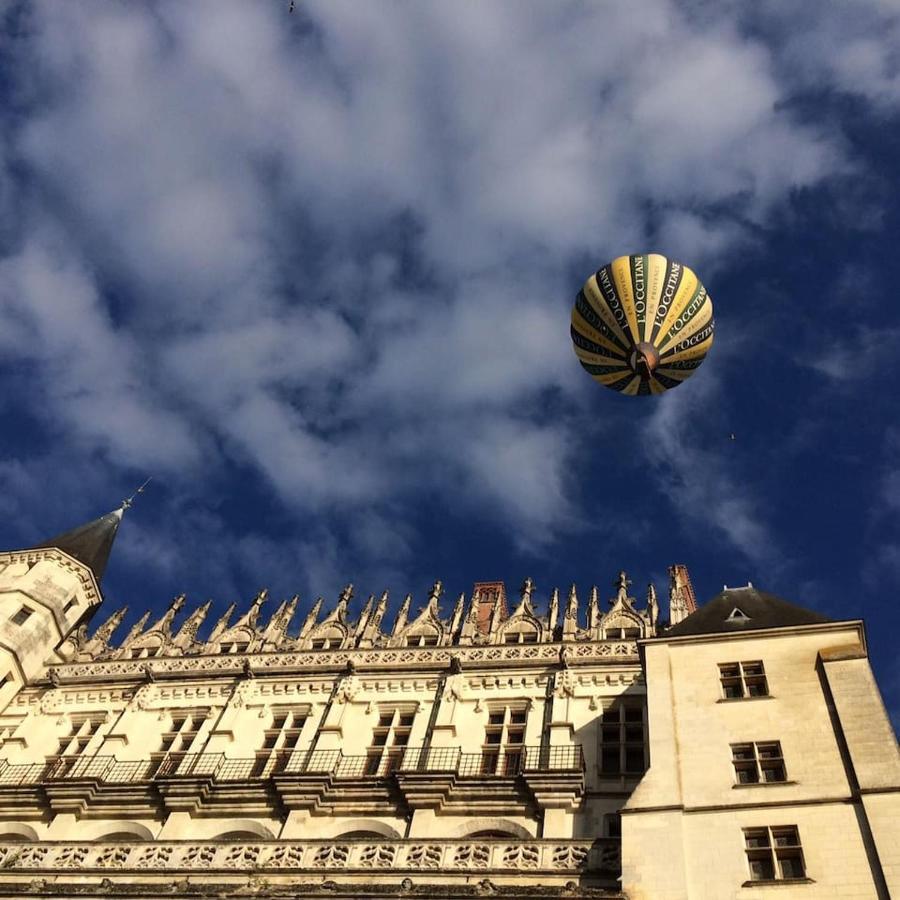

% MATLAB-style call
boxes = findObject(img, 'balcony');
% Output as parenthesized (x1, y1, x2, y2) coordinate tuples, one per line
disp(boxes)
(0, 744, 583, 786)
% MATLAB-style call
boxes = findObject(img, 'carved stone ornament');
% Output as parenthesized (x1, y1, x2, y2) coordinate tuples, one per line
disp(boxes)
(554, 668, 577, 699)
(132, 684, 158, 711)
(335, 674, 359, 704)
(443, 672, 468, 702)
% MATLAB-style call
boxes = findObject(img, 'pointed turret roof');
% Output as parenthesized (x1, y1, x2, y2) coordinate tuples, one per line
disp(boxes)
(32, 505, 125, 583)
(665, 585, 832, 638)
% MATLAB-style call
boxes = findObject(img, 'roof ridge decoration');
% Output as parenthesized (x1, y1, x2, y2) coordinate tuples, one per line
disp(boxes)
(62, 570, 665, 664)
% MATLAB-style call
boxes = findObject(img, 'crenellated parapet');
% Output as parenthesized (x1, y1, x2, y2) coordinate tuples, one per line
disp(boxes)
(59, 568, 693, 666)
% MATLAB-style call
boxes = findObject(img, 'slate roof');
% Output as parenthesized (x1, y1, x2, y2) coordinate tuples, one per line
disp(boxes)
(664, 585, 832, 638)
(33, 507, 124, 584)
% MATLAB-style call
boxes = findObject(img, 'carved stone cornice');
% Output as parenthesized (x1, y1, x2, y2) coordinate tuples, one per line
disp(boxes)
(47, 640, 639, 685)
(0, 549, 101, 609)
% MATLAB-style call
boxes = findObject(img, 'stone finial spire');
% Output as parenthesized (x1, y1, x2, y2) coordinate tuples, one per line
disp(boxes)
(360, 591, 388, 646)
(208, 603, 236, 642)
(646, 583, 659, 628)
(172, 601, 211, 651)
(148, 594, 185, 636)
(563, 584, 578, 638)
(520, 577, 535, 615)
(589, 586, 600, 630)
(246, 589, 267, 628)
(459, 588, 480, 644)
(91, 606, 128, 646)
(262, 596, 297, 647)
(299, 597, 323, 639)
(393, 593, 411, 635)
(426, 580, 444, 617)
(449, 591, 466, 637)
(119, 611, 150, 651)
(333, 584, 353, 622)
(548, 587, 560, 636)
(354, 595, 375, 640)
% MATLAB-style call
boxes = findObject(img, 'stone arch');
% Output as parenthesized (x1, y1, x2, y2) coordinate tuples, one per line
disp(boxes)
(601, 609, 645, 640)
(400, 620, 443, 647)
(307, 621, 349, 650)
(80, 821, 156, 841)
(0, 823, 39, 841)
(209, 819, 275, 840)
(320, 819, 402, 840)
(497, 617, 543, 644)
(452, 818, 535, 839)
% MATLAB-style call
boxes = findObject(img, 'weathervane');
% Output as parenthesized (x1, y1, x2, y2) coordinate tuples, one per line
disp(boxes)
(122, 477, 152, 511)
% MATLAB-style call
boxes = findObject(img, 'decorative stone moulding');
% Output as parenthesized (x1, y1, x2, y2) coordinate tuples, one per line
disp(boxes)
(48, 640, 639, 685)
(0, 838, 620, 878)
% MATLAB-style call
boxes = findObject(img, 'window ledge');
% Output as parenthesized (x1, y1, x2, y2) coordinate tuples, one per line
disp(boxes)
(717, 695, 775, 703)
(742, 879, 814, 888)
(733, 780, 797, 789)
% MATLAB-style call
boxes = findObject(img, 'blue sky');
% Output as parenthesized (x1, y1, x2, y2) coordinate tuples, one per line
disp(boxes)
(1, 1, 899, 726)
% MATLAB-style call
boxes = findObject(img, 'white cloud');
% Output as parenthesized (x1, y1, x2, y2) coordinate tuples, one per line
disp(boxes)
(2, 0, 893, 580)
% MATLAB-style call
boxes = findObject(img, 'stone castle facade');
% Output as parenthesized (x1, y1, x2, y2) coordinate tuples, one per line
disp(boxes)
(0, 506, 896, 898)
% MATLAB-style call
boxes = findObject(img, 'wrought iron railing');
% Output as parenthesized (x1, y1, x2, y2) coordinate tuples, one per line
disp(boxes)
(0, 743, 583, 786)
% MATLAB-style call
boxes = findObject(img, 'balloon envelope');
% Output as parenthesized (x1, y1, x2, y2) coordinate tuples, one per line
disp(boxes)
(571, 253, 714, 396)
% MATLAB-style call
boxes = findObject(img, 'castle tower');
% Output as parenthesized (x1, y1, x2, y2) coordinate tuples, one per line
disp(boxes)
(0, 504, 124, 705)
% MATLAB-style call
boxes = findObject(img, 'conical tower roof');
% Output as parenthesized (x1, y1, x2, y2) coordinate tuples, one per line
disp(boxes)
(32, 506, 125, 583)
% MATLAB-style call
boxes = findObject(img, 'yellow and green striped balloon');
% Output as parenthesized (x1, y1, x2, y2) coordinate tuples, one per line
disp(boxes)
(571, 253, 714, 396)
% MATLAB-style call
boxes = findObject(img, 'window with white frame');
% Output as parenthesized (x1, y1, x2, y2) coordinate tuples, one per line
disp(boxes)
(732, 742, 787, 784)
(481, 705, 527, 775)
(744, 826, 806, 882)
(719, 661, 769, 699)
(255, 708, 308, 775)
(366, 707, 415, 775)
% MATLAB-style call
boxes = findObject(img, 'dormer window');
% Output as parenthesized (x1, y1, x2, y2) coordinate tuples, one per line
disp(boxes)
(727, 607, 751, 623)
(311, 639, 328, 650)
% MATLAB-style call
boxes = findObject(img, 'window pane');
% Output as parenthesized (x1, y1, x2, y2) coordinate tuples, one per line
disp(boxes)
(398, 714, 414, 727)
(510, 711, 527, 724)
(378, 713, 394, 727)
(737, 766, 759, 784)
(746, 678, 769, 697)
(722, 680, 744, 699)
(625, 748, 645, 773)
(506, 729, 524, 745)
(602, 725, 620, 742)
(772, 828, 799, 847)
(742, 662, 764, 676)
(624, 707, 643, 723)
(744, 830, 770, 849)
(601, 749, 620, 774)
(762, 763, 786, 782)
(719, 664, 741, 678)
(485, 731, 502, 745)
(778, 853, 805, 879)
(372, 732, 388, 746)
(732, 745, 754, 761)
(488, 712, 504, 725)
(749, 857, 775, 880)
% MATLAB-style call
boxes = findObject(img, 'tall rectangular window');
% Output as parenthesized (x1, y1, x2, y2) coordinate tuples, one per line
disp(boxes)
(481, 706, 527, 775)
(599, 701, 646, 775)
(57, 716, 103, 757)
(366, 708, 415, 775)
(719, 661, 769, 699)
(744, 826, 805, 882)
(153, 710, 209, 777)
(732, 742, 786, 784)
(256, 709, 307, 775)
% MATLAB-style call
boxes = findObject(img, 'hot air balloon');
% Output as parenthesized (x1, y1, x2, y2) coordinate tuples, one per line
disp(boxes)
(570, 253, 714, 396)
